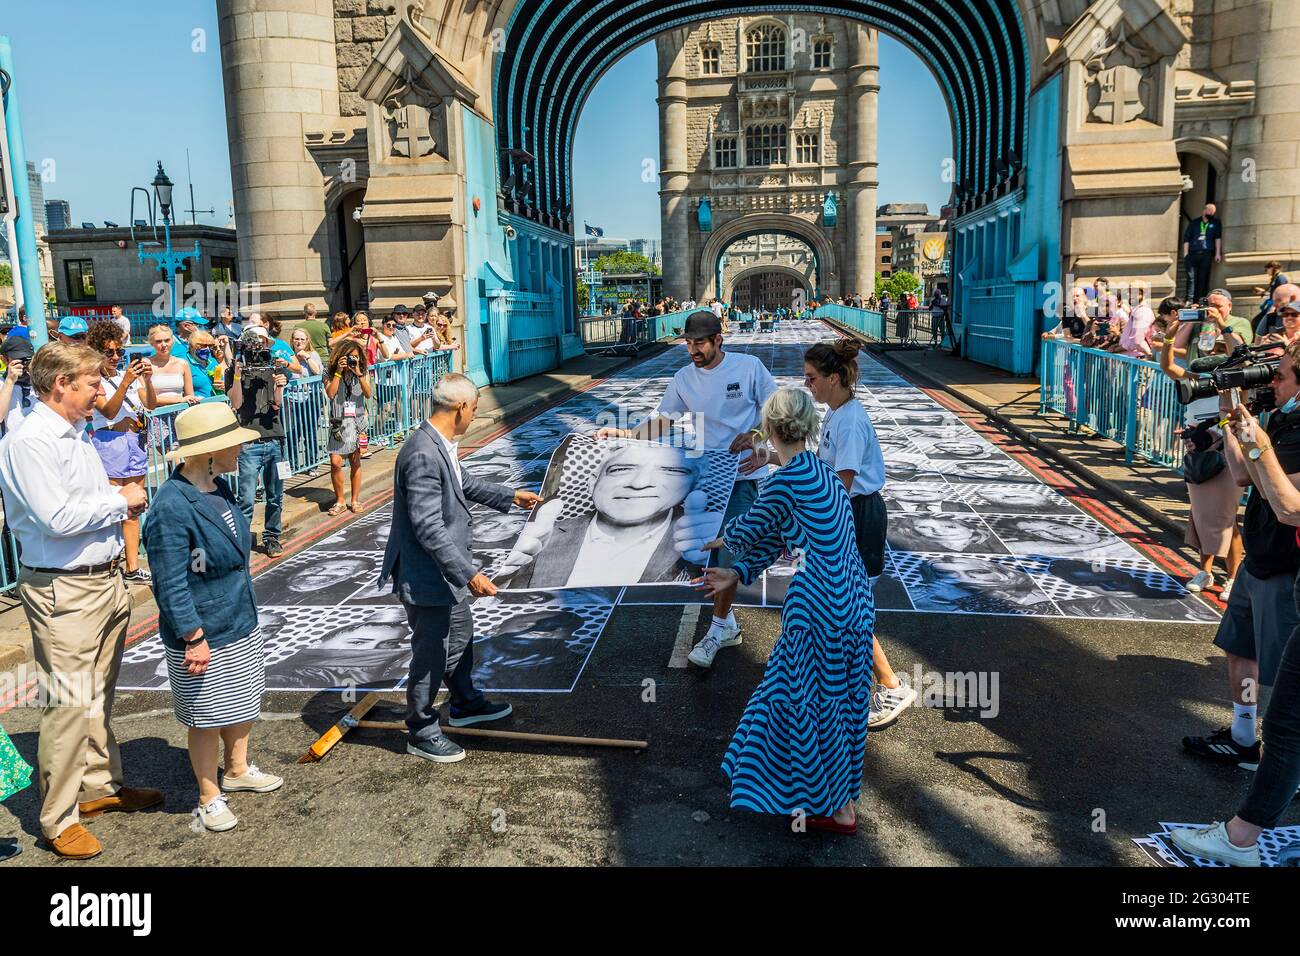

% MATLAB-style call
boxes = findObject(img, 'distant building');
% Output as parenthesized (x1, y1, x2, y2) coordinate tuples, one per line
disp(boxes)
(26, 163, 46, 231)
(45, 200, 72, 232)
(46, 225, 239, 313)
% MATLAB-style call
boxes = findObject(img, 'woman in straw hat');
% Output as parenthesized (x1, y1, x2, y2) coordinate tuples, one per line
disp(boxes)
(142, 402, 284, 833)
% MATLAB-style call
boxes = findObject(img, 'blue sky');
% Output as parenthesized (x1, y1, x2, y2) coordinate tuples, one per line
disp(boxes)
(4, 5, 951, 239)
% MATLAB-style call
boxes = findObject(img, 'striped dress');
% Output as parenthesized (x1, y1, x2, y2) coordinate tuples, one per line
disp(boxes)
(720, 451, 875, 816)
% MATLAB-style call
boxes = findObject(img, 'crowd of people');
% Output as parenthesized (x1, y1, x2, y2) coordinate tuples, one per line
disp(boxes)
(0, 301, 921, 856)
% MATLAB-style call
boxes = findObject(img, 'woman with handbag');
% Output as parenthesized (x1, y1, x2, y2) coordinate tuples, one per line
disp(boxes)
(324, 339, 372, 517)
(143, 402, 284, 833)
(87, 321, 158, 584)
(1157, 302, 1244, 596)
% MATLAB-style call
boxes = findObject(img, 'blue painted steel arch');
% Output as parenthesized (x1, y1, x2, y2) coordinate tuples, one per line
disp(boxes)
(494, 0, 1029, 229)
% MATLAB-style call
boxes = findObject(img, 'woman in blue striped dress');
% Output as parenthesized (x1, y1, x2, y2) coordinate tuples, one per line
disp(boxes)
(699, 387, 875, 834)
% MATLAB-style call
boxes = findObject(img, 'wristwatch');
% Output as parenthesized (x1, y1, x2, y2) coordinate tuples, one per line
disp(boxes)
(1247, 442, 1273, 461)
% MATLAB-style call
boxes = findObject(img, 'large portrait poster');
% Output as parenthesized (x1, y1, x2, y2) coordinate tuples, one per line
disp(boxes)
(495, 435, 738, 591)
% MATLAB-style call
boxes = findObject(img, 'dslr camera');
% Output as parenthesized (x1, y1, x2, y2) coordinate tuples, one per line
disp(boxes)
(1175, 342, 1280, 410)
(234, 330, 274, 369)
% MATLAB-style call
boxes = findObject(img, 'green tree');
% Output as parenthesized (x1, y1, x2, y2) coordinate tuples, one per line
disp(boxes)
(0, 264, 11, 287)
(593, 250, 659, 276)
(882, 271, 921, 302)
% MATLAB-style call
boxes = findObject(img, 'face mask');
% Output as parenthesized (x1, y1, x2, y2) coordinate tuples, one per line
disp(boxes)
(196, 348, 212, 362)
(1282, 394, 1300, 415)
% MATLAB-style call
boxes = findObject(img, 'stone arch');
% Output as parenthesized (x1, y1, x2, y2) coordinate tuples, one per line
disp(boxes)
(698, 213, 837, 301)
(723, 263, 813, 304)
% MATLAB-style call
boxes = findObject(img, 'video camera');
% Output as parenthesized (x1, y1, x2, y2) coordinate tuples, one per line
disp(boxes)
(234, 330, 275, 370)
(1175, 342, 1280, 409)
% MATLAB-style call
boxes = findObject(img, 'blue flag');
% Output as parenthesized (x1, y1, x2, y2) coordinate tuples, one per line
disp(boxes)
(585, 223, 604, 238)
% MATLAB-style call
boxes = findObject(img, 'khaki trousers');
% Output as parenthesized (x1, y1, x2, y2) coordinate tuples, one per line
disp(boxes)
(17, 566, 131, 839)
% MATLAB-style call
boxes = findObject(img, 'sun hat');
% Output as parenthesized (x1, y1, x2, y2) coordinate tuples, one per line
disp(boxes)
(166, 402, 260, 462)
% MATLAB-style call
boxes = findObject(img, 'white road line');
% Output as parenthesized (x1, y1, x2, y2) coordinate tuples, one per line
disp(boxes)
(668, 604, 702, 668)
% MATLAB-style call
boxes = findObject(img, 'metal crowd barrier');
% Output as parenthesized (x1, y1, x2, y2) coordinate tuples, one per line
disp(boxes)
(813, 303, 886, 340)
(579, 309, 699, 355)
(1038, 337, 1183, 468)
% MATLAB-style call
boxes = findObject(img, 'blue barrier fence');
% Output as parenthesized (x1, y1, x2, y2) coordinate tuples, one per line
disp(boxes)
(0, 350, 454, 594)
(52, 309, 171, 342)
(814, 303, 885, 340)
(1038, 337, 1183, 468)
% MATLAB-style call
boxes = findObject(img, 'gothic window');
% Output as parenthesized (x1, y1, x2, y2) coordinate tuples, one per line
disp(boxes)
(746, 23, 787, 73)
(812, 38, 832, 69)
(795, 132, 819, 164)
(714, 136, 737, 169)
(700, 44, 721, 75)
(744, 124, 787, 166)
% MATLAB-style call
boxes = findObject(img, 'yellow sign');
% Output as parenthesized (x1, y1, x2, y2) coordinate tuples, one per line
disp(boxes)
(922, 236, 946, 261)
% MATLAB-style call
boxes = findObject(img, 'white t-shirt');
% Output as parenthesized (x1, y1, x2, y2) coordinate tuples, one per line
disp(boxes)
(377, 332, 403, 359)
(113, 314, 131, 343)
(91, 372, 144, 430)
(817, 396, 884, 497)
(410, 324, 435, 354)
(657, 350, 777, 479)
(710, 301, 724, 318)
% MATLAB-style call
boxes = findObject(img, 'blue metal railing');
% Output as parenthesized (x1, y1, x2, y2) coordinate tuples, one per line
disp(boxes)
(52, 309, 172, 342)
(814, 303, 885, 340)
(1038, 338, 1183, 468)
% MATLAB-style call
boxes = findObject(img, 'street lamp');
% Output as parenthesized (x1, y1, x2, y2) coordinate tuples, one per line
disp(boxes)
(132, 160, 200, 318)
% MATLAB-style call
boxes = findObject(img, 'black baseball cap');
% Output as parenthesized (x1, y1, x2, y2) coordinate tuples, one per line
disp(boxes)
(391, 304, 409, 316)
(680, 310, 722, 339)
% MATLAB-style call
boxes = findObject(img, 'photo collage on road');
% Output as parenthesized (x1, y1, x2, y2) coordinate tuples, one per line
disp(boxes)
(119, 322, 1216, 694)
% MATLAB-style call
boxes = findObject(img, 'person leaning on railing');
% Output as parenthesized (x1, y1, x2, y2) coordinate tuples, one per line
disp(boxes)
(324, 339, 372, 517)
(86, 321, 156, 584)
(1155, 300, 1245, 596)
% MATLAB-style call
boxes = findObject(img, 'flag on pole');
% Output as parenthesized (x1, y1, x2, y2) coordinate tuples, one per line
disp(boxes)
(584, 222, 604, 238)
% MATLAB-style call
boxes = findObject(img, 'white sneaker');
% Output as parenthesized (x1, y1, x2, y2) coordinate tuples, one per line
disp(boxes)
(1169, 822, 1260, 867)
(220, 763, 284, 794)
(195, 795, 238, 832)
(1186, 571, 1214, 593)
(687, 620, 742, 668)
(1220, 578, 1235, 600)
(869, 674, 918, 728)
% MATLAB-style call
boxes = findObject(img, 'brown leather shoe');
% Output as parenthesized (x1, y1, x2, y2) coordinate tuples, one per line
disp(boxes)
(78, 786, 164, 818)
(49, 824, 102, 860)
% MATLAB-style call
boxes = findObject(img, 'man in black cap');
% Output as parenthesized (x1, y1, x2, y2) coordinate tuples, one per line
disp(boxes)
(0, 334, 36, 438)
(594, 309, 777, 669)
(389, 304, 414, 354)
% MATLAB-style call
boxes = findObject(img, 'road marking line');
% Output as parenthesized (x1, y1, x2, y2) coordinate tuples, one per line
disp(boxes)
(669, 605, 702, 668)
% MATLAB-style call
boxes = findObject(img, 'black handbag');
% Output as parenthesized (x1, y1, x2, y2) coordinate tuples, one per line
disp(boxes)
(1182, 448, 1226, 484)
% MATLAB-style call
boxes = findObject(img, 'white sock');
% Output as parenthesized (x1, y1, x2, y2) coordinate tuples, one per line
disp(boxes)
(1231, 703, 1257, 747)
(712, 612, 736, 630)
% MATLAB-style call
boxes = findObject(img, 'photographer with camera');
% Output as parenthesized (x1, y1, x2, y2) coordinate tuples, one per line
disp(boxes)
(1168, 348, 1300, 865)
(324, 339, 372, 517)
(1183, 290, 1254, 364)
(226, 328, 289, 558)
(1255, 283, 1300, 341)
(1157, 300, 1245, 595)
(1173, 340, 1300, 775)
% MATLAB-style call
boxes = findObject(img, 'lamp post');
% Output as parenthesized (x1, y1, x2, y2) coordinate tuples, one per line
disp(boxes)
(134, 161, 200, 317)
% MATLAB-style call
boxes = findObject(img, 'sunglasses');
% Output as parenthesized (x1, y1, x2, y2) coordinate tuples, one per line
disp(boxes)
(101, 347, 125, 357)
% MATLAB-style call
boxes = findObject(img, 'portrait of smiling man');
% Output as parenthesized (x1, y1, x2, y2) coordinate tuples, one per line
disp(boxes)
(502, 439, 716, 589)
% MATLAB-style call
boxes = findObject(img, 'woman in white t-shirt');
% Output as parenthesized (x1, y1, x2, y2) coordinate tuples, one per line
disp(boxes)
(87, 321, 158, 583)
(805, 337, 917, 727)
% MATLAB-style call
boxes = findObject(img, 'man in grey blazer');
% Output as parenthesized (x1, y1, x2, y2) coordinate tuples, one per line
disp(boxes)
(378, 373, 542, 763)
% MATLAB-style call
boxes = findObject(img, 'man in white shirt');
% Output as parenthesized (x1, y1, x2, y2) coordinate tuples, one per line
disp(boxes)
(597, 310, 777, 667)
(0, 343, 156, 860)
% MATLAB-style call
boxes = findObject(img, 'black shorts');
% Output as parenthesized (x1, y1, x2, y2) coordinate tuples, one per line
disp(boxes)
(849, 491, 887, 578)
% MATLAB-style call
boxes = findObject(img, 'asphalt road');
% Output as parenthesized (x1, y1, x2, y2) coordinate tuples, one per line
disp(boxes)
(0, 333, 1255, 867)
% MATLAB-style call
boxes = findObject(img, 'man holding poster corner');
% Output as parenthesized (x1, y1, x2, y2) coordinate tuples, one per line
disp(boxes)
(377, 373, 543, 764)
(595, 310, 777, 668)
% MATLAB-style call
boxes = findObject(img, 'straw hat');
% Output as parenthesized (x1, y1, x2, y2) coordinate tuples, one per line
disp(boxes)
(166, 402, 260, 461)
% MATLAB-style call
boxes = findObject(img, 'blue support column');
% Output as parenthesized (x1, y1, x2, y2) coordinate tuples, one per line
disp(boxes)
(0, 35, 47, 347)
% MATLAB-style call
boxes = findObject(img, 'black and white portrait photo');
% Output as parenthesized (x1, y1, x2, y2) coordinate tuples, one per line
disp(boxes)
(887, 513, 1008, 554)
(264, 606, 412, 691)
(315, 508, 393, 552)
(1020, 557, 1220, 623)
(498, 435, 734, 590)
(921, 438, 1001, 461)
(934, 458, 1031, 483)
(894, 553, 1059, 616)
(254, 552, 383, 605)
(470, 589, 616, 692)
(984, 514, 1133, 561)
(957, 482, 1074, 515)
(881, 482, 975, 514)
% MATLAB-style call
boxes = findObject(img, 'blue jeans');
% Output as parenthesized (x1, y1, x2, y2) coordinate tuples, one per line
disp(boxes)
(237, 439, 284, 540)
